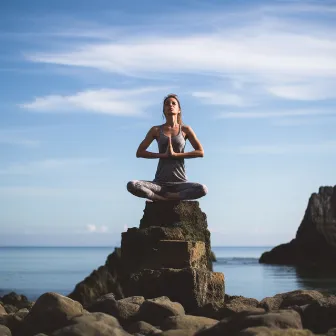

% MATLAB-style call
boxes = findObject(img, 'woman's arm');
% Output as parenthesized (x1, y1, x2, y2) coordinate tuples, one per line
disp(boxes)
(136, 126, 168, 159)
(172, 125, 204, 159)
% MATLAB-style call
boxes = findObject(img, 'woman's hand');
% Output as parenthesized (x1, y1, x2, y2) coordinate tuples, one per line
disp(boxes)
(165, 136, 177, 158)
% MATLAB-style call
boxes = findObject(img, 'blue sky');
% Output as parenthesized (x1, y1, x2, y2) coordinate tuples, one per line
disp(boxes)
(1, 0, 336, 246)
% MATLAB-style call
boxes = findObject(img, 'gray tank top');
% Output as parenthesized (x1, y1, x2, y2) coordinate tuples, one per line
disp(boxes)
(153, 124, 187, 183)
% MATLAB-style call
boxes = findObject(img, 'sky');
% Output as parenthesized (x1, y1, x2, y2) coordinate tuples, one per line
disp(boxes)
(1, 0, 336, 247)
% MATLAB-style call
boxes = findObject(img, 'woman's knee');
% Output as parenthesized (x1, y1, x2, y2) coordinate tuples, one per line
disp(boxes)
(126, 180, 138, 193)
(200, 184, 208, 196)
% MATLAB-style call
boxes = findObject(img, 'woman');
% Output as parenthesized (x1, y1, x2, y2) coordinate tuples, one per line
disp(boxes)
(127, 93, 208, 201)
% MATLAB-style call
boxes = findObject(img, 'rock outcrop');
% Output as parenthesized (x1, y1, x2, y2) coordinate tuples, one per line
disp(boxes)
(260, 186, 336, 266)
(69, 201, 224, 312)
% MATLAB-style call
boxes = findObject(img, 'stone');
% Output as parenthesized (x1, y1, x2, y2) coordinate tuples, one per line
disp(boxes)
(126, 320, 162, 335)
(300, 296, 336, 334)
(0, 303, 7, 315)
(125, 268, 224, 313)
(160, 315, 218, 332)
(1, 292, 31, 310)
(260, 185, 336, 266)
(160, 330, 195, 336)
(0, 325, 11, 336)
(195, 310, 302, 336)
(18, 292, 85, 336)
(135, 296, 185, 326)
(237, 327, 315, 335)
(258, 290, 326, 312)
(88, 295, 144, 326)
(52, 312, 131, 336)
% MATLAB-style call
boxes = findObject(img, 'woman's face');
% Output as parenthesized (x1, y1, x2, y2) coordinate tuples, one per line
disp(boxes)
(163, 97, 180, 117)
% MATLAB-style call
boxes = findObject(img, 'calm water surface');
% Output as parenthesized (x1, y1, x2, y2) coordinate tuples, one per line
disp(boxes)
(1, 246, 336, 301)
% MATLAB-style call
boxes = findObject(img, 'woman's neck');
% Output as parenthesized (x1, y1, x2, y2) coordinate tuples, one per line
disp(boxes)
(164, 115, 179, 127)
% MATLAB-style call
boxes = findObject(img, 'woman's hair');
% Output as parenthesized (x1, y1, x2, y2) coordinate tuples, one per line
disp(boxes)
(163, 93, 183, 125)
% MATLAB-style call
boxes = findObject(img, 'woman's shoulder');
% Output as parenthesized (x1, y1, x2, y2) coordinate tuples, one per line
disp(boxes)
(148, 125, 162, 138)
(181, 124, 192, 133)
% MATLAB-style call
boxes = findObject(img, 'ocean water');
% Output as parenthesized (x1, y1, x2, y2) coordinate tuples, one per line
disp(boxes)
(1, 246, 336, 301)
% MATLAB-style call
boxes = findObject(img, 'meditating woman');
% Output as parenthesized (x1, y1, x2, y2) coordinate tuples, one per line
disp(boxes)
(127, 93, 208, 201)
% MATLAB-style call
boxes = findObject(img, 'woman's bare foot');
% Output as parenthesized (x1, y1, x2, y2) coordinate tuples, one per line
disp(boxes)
(164, 192, 182, 200)
(151, 194, 170, 201)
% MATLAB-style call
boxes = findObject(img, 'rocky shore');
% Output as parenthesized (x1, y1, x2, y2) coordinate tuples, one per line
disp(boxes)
(2, 196, 336, 335)
(2, 289, 336, 335)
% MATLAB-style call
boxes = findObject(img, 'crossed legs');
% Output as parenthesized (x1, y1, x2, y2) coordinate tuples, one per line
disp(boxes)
(126, 180, 208, 201)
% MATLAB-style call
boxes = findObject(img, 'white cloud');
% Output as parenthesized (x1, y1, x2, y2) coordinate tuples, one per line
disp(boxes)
(20, 87, 167, 115)
(0, 157, 107, 175)
(86, 224, 108, 233)
(268, 81, 336, 101)
(22, 3, 336, 107)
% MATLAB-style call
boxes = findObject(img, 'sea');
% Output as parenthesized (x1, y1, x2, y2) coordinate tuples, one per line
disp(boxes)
(2, 246, 336, 301)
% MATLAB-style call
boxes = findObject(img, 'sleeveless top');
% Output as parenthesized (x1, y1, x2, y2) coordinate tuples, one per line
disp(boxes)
(153, 124, 188, 183)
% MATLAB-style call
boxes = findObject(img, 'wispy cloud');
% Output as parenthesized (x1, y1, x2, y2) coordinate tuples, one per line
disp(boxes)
(268, 81, 336, 101)
(20, 87, 167, 115)
(0, 157, 107, 175)
(86, 224, 108, 233)
(21, 2, 336, 112)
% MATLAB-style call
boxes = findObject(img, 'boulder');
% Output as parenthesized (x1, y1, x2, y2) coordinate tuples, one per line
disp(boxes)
(18, 292, 85, 336)
(0, 325, 11, 336)
(258, 290, 326, 312)
(1, 292, 32, 310)
(126, 320, 162, 335)
(0, 303, 7, 315)
(160, 314, 218, 332)
(260, 186, 336, 266)
(52, 312, 131, 336)
(238, 327, 315, 335)
(160, 330, 195, 336)
(88, 295, 145, 326)
(135, 296, 185, 326)
(299, 295, 336, 333)
(195, 310, 302, 336)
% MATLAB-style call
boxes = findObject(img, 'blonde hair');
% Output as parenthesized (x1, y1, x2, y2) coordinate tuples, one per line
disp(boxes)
(162, 93, 182, 125)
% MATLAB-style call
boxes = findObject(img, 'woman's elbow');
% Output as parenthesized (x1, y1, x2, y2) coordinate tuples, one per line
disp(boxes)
(199, 149, 204, 158)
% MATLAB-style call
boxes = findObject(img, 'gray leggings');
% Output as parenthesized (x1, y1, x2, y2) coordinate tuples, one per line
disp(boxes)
(127, 180, 208, 200)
